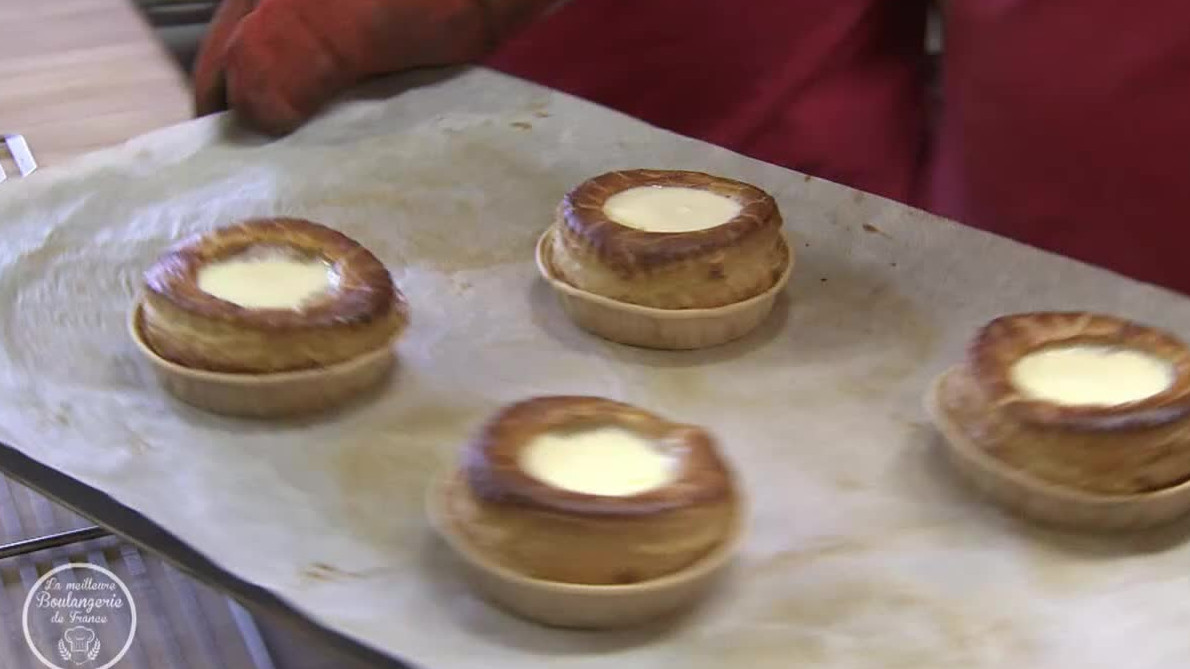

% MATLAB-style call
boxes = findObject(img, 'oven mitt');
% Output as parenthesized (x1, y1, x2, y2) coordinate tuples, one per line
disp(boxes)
(193, 0, 257, 120)
(193, 0, 556, 135)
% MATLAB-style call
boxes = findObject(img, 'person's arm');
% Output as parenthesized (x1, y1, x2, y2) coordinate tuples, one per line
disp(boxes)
(193, 0, 558, 135)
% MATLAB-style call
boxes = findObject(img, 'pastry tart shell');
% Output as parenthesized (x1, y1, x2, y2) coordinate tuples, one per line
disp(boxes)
(427, 469, 744, 629)
(130, 303, 395, 418)
(536, 229, 792, 350)
(968, 311, 1190, 430)
(926, 368, 1190, 531)
(548, 169, 791, 312)
(948, 312, 1190, 495)
(141, 217, 408, 374)
(447, 396, 740, 590)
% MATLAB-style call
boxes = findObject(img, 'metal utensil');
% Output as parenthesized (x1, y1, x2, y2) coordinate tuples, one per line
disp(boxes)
(0, 134, 102, 557)
(0, 133, 284, 668)
(0, 133, 38, 182)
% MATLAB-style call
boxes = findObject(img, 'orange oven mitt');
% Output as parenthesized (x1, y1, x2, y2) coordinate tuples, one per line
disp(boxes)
(194, 0, 556, 135)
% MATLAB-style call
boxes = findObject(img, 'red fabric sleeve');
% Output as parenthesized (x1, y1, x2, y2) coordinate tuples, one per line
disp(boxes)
(487, 1, 1190, 294)
(486, 0, 931, 204)
(926, 0, 1190, 294)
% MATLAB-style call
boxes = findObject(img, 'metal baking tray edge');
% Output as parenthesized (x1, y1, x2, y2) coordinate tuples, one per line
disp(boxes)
(0, 439, 417, 669)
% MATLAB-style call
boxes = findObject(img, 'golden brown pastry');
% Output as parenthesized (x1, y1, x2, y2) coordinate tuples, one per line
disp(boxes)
(546, 169, 789, 309)
(140, 217, 408, 373)
(937, 311, 1190, 494)
(445, 396, 739, 585)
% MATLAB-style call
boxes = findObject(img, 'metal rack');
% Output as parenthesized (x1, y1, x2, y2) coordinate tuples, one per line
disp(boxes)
(0, 132, 279, 669)
(133, 0, 218, 72)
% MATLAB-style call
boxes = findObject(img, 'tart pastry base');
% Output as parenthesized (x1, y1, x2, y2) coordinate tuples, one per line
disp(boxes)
(536, 229, 792, 350)
(142, 218, 407, 374)
(456, 396, 738, 585)
(551, 170, 788, 309)
(926, 368, 1190, 531)
(426, 470, 743, 629)
(130, 303, 394, 418)
(956, 312, 1190, 494)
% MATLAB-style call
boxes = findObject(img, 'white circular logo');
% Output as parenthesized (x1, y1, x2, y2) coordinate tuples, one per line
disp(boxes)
(22, 563, 137, 669)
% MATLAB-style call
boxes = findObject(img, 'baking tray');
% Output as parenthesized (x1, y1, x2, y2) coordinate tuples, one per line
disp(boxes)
(0, 68, 1188, 667)
(0, 443, 410, 668)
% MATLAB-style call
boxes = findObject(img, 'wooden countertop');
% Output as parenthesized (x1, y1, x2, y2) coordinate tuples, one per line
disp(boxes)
(0, 0, 192, 168)
(0, 6, 387, 666)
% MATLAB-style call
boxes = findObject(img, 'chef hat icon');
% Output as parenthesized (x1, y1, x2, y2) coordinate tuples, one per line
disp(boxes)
(63, 626, 95, 653)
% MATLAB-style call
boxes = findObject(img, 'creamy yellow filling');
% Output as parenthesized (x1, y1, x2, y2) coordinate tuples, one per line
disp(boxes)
(519, 426, 677, 496)
(197, 256, 336, 310)
(1010, 345, 1174, 406)
(602, 186, 742, 233)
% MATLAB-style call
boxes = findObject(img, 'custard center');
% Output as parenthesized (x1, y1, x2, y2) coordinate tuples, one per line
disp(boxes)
(1010, 345, 1174, 406)
(519, 426, 677, 496)
(198, 249, 337, 310)
(602, 186, 742, 233)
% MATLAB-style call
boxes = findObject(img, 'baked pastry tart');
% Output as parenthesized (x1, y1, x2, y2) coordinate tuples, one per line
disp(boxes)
(934, 312, 1190, 496)
(548, 169, 788, 309)
(442, 396, 740, 586)
(537, 169, 793, 349)
(139, 217, 408, 374)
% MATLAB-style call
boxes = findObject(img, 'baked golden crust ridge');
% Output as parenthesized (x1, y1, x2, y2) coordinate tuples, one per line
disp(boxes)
(141, 218, 408, 373)
(449, 396, 738, 584)
(939, 312, 1190, 494)
(463, 396, 733, 515)
(969, 311, 1190, 429)
(549, 170, 789, 309)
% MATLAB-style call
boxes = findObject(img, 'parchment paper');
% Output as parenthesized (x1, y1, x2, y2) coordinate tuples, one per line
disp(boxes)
(1, 68, 1188, 668)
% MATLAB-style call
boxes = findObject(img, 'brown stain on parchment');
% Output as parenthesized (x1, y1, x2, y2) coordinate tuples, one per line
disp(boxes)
(48, 404, 71, 427)
(300, 562, 373, 583)
(1017, 517, 1190, 595)
(594, 267, 934, 414)
(688, 578, 1033, 668)
(309, 191, 543, 274)
(308, 137, 566, 273)
(310, 189, 413, 211)
(641, 368, 710, 407)
(329, 401, 487, 541)
(395, 138, 563, 273)
(751, 518, 963, 579)
(755, 537, 873, 573)
(790, 272, 939, 401)
(863, 223, 892, 239)
(833, 475, 865, 490)
(1, 236, 152, 389)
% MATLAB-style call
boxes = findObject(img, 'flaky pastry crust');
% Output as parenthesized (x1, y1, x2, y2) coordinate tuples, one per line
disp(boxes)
(448, 396, 738, 585)
(938, 312, 1190, 494)
(548, 170, 789, 309)
(141, 218, 408, 373)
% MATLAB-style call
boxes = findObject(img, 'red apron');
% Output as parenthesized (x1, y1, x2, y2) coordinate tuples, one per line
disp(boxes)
(929, 0, 1190, 294)
(487, 1, 1190, 295)
(486, 0, 931, 204)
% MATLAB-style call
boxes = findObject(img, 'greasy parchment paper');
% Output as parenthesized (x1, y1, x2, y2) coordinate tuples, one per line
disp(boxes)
(1, 68, 1189, 668)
